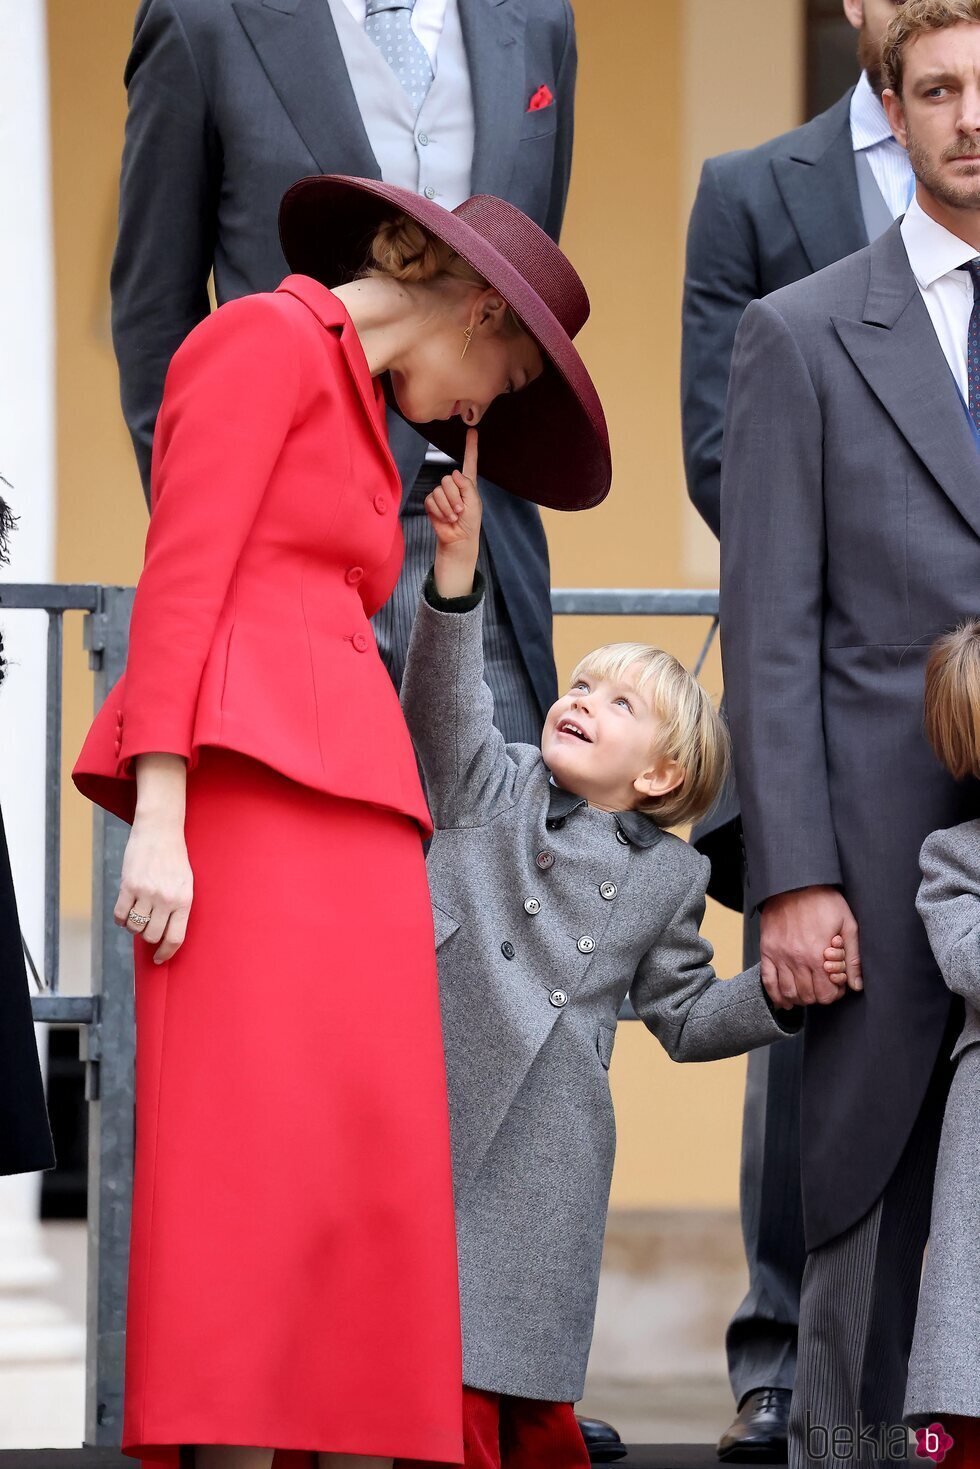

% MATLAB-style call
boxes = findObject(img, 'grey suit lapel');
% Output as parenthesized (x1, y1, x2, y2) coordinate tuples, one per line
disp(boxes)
(233, 0, 381, 178)
(771, 91, 868, 274)
(833, 222, 980, 541)
(459, 0, 527, 197)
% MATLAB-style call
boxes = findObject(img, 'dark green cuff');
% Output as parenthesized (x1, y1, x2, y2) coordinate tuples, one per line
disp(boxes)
(423, 566, 486, 613)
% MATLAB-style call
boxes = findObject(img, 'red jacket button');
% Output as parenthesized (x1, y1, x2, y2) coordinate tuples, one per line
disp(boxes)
(373, 495, 388, 515)
(352, 633, 369, 653)
(346, 567, 364, 585)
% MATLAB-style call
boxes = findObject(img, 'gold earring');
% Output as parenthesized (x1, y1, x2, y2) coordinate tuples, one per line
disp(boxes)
(460, 326, 474, 360)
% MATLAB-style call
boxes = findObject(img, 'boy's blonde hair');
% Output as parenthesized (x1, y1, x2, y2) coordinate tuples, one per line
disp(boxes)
(924, 620, 980, 780)
(569, 642, 730, 830)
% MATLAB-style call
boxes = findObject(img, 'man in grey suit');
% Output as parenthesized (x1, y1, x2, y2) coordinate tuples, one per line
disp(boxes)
(720, 2, 980, 1464)
(110, 1, 622, 1458)
(111, 0, 574, 753)
(680, 2, 910, 1457)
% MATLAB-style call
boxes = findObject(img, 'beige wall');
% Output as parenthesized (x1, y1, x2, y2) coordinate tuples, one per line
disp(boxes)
(50, 0, 803, 1208)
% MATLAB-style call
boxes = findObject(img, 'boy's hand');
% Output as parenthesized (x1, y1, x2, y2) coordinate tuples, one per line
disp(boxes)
(427, 430, 483, 599)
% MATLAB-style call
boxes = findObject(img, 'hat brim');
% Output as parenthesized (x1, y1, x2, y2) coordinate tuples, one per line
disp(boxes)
(278, 175, 611, 512)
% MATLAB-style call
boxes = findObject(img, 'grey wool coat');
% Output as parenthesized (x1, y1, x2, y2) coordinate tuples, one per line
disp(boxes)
(401, 584, 799, 1403)
(905, 820, 980, 1424)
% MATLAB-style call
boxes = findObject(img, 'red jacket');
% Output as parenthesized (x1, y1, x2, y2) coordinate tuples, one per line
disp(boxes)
(73, 276, 431, 835)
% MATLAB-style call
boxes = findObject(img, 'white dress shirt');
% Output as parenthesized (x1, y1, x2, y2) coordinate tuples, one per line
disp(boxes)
(339, 0, 448, 69)
(850, 70, 915, 221)
(901, 196, 979, 403)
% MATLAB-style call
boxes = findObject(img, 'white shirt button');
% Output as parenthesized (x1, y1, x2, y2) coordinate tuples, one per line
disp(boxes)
(423, 186, 436, 200)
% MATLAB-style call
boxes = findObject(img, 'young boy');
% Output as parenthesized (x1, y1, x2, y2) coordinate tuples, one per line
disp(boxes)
(400, 432, 847, 1469)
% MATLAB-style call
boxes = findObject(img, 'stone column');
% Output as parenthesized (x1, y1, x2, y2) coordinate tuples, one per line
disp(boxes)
(0, 0, 85, 1446)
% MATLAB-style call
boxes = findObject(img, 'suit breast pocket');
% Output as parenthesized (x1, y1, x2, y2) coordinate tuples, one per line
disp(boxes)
(520, 104, 558, 141)
(432, 902, 462, 949)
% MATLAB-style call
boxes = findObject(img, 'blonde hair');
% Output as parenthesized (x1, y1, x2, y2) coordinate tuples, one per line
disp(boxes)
(882, 0, 980, 96)
(569, 642, 730, 830)
(923, 620, 980, 779)
(363, 215, 521, 333)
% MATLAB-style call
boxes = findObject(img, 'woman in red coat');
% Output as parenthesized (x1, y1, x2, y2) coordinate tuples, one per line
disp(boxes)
(73, 177, 609, 1469)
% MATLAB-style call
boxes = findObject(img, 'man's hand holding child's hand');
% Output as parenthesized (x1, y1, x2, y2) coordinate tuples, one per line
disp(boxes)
(426, 428, 483, 600)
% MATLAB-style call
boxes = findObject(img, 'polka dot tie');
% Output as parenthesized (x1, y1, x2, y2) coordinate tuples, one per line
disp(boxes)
(364, 0, 434, 118)
(967, 257, 980, 430)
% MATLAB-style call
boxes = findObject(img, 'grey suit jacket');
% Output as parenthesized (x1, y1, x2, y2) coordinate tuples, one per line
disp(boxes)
(905, 821, 980, 1421)
(401, 584, 797, 1401)
(720, 221, 980, 1249)
(681, 91, 868, 901)
(111, 0, 576, 718)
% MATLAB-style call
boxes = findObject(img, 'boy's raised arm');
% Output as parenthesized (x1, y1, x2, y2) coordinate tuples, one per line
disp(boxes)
(400, 431, 530, 829)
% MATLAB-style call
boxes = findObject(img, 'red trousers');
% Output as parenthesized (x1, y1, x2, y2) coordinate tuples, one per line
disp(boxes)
(933, 1416, 980, 1468)
(399, 1385, 591, 1469)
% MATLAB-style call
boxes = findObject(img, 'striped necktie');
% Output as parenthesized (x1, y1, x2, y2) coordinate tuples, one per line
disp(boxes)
(364, 0, 434, 117)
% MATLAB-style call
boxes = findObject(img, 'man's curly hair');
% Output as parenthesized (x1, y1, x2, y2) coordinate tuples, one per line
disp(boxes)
(882, 0, 980, 97)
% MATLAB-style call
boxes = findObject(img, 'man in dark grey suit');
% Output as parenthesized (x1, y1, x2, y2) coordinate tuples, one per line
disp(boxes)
(720, 4, 980, 1464)
(111, 0, 574, 751)
(110, 1, 621, 1458)
(680, 2, 909, 1457)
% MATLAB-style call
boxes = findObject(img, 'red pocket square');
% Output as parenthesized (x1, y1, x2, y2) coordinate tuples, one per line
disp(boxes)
(527, 84, 554, 112)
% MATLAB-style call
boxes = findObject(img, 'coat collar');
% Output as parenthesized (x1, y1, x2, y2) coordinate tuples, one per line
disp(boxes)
(771, 89, 867, 274)
(233, 0, 381, 178)
(235, 0, 527, 198)
(831, 221, 980, 541)
(546, 781, 665, 849)
(275, 275, 401, 488)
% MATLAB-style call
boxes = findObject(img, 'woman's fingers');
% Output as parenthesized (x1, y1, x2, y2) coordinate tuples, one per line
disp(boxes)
(113, 882, 138, 928)
(141, 905, 170, 946)
(153, 903, 191, 966)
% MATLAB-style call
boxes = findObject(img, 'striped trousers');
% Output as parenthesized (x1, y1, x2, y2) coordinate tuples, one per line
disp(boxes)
(372, 465, 543, 745)
(788, 1025, 956, 1469)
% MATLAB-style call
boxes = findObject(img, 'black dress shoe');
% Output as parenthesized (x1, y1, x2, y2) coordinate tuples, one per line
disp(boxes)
(577, 1415, 628, 1463)
(717, 1387, 792, 1463)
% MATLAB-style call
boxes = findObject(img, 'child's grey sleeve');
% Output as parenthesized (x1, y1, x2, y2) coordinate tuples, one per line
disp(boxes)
(400, 579, 528, 829)
(629, 861, 802, 1062)
(917, 825, 980, 1006)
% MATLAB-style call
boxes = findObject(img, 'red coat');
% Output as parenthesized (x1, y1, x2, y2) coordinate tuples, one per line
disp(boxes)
(73, 276, 430, 836)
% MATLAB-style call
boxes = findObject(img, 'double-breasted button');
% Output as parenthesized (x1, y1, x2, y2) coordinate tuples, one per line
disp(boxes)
(352, 633, 369, 653)
(346, 566, 364, 585)
(501, 941, 516, 960)
(600, 882, 618, 900)
(373, 494, 389, 515)
(577, 935, 596, 955)
(549, 989, 568, 1008)
(616, 828, 629, 845)
(523, 897, 541, 915)
(535, 851, 555, 870)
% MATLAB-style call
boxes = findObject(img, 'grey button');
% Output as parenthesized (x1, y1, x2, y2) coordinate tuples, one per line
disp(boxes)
(549, 989, 568, 1008)
(616, 828, 629, 845)
(600, 882, 617, 900)
(501, 941, 516, 960)
(524, 898, 541, 915)
(535, 851, 555, 870)
(577, 935, 596, 955)
(418, 131, 429, 145)
(423, 185, 436, 199)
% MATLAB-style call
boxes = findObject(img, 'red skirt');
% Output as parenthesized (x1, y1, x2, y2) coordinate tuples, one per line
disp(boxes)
(123, 748, 462, 1465)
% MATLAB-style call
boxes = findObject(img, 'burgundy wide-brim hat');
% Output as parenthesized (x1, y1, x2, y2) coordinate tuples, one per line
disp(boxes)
(278, 175, 611, 512)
